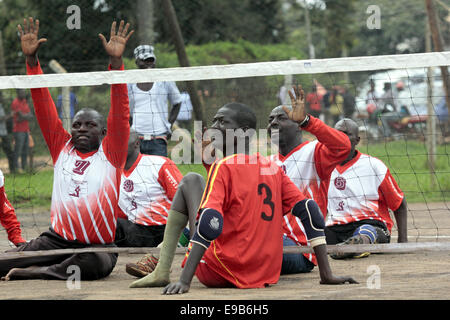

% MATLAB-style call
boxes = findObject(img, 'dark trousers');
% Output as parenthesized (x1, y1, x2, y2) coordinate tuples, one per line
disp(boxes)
(0, 228, 118, 280)
(140, 138, 168, 157)
(114, 218, 165, 247)
(324, 219, 391, 245)
(13, 131, 29, 171)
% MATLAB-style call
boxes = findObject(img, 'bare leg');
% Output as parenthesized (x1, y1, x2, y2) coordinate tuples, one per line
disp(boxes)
(129, 173, 206, 288)
(170, 172, 206, 238)
(1, 266, 48, 281)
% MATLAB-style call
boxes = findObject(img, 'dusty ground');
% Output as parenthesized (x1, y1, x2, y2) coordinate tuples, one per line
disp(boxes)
(0, 202, 450, 305)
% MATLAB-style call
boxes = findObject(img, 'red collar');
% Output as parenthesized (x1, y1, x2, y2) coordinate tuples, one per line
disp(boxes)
(278, 141, 310, 162)
(335, 150, 361, 174)
(75, 148, 97, 159)
(123, 153, 143, 177)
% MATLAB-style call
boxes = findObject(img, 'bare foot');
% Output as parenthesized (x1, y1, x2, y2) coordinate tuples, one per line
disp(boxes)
(1, 266, 46, 281)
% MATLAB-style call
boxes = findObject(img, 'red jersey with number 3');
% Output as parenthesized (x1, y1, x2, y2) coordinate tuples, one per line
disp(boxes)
(198, 153, 306, 289)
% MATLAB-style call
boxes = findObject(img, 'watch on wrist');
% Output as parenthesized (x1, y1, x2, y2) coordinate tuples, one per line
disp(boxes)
(299, 114, 310, 128)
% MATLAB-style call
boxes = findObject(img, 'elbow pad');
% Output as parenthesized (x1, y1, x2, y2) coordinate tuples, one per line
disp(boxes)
(191, 208, 223, 249)
(292, 199, 327, 247)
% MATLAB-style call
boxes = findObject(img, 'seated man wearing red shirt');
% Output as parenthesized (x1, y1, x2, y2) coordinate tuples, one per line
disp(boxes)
(115, 129, 183, 248)
(267, 85, 351, 275)
(0, 18, 132, 281)
(0, 169, 26, 247)
(130, 99, 357, 293)
(325, 118, 408, 259)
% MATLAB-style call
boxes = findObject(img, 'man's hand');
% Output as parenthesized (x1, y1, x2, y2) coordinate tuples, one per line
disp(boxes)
(282, 85, 307, 123)
(17, 17, 47, 66)
(99, 20, 134, 60)
(314, 244, 358, 286)
(320, 275, 359, 285)
(162, 281, 191, 295)
(193, 127, 216, 164)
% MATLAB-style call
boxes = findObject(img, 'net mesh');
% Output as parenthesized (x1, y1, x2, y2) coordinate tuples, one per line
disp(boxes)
(0, 50, 449, 249)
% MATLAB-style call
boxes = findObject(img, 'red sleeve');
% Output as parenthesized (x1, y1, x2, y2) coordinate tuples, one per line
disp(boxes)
(26, 61, 70, 163)
(281, 169, 306, 215)
(157, 159, 183, 201)
(101, 64, 131, 169)
(303, 116, 351, 179)
(379, 169, 404, 211)
(0, 187, 25, 245)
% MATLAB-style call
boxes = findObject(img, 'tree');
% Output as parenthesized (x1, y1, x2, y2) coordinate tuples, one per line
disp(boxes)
(154, 0, 286, 45)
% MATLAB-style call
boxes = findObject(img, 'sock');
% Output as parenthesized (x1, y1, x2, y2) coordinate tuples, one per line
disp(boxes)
(129, 209, 188, 288)
(353, 224, 377, 244)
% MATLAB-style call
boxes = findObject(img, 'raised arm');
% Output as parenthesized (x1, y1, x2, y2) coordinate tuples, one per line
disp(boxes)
(18, 18, 69, 162)
(99, 21, 134, 168)
(283, 85, 351, 179)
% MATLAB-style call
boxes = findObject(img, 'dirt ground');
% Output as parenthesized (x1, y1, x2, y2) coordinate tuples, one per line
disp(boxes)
(1, 202, 450, 303)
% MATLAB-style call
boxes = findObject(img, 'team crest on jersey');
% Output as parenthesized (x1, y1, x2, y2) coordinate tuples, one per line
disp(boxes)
(334, 177, 346, 190)
(73, 160, 91, 175)
(123, 179, 134, 192)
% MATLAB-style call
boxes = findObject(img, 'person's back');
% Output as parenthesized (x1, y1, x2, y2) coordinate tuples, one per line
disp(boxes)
(200, 153, 298, 288)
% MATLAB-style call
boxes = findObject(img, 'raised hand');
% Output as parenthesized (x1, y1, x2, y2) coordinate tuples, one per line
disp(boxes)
(99, 20, 134, 59)
(17, 17, 47, 65)
(282, 84, 307, 124)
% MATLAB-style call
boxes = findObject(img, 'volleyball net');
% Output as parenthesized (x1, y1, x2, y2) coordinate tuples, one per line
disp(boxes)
(0, 51, 449, 255)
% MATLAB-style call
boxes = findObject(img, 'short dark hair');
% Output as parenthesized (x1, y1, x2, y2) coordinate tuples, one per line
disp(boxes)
(74, 108, 105, 128)
(222, 102, 257, 130)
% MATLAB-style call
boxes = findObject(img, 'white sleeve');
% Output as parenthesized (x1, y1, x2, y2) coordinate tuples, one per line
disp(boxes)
(127, 83, 135, 115)
(0, 169, 4, 188)
(166, 81, 182, 106)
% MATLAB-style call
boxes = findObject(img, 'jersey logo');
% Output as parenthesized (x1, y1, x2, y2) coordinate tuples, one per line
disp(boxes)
(123, 179, 134, 192)
(130, 199, 137, 211)
(69, 185, 81, 198)
(73, 160, 91, 175)
(334, 177, 346, 190)
(337, 201, 345, 211)
(281, 164, 287, 174)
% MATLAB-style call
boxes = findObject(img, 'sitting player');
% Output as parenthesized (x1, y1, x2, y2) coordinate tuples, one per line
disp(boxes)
(267, 85, 351, 274)
(115, 129, 183, 248)
(130, 101, 357, 293)
(0, 18, 132, 281)
(0, 169, 26, 247)
(325, 118, 408, 259)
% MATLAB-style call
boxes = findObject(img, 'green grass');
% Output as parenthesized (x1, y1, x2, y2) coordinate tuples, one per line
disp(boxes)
(4, 169, 54, 210)
(359, 140, 450, 203)
(3, 164, 207, 210)
(3, 141, 449, 210)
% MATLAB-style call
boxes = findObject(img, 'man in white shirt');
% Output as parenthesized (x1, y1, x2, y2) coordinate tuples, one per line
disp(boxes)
(128, 45, 182, 157)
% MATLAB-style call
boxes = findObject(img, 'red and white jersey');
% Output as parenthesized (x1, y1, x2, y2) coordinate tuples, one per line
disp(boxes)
(28, 61, 130, 245)
(118, 154, 183, 226)
(0, 169, 25, 245)
(326, 151, 404, 232)
(271, 116, 351, 264)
